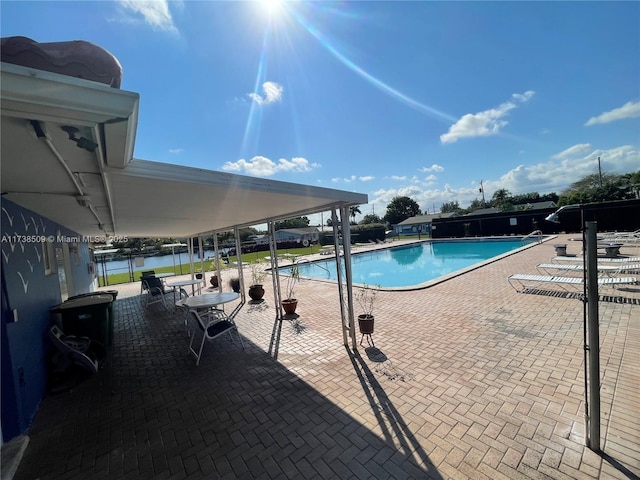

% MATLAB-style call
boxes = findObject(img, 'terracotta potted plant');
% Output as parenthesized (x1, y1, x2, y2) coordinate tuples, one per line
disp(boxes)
(248, 261, 267, 301)
(356, 284, 378, 338)
(281, 260, 300, 315)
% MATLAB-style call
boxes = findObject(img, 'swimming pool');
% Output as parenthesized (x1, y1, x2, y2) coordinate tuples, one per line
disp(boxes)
(287, 238, 539, 289)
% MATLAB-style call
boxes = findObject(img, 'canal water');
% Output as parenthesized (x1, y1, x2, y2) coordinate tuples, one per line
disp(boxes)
(97, 249, 221, 284)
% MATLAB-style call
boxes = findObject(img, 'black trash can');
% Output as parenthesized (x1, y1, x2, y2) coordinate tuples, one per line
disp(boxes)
(50, 294, 113, 348)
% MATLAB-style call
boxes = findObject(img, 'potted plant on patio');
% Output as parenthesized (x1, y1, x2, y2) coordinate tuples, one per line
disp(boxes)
(248, 261, 267, 301)
(228, 277, 241, 293)
(356, 284, 378, 336)
(281, 260, 300, 314)
(206, 259, 221, 288)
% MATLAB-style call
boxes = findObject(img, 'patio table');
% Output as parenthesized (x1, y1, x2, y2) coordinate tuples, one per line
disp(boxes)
(175, 292, 239, 311)
(154, 273, 176, 278)
(168, 278, 203, 296)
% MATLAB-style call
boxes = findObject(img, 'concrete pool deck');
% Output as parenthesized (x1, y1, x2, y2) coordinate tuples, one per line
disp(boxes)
(11, 235, 639, 479)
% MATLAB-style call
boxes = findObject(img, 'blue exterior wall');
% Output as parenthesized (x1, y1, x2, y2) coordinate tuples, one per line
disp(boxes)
(1, 199, 94, 441)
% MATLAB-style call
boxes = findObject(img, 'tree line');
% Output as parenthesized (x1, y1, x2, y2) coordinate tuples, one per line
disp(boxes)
(375, 169, 640, 227)
(111, 170, 638, 250)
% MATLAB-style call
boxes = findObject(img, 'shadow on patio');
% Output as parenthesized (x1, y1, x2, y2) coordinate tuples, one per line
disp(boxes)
(14, 294, 443, 479)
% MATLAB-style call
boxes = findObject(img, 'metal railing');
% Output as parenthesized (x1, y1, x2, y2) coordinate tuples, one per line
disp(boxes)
(521, 229, 543, 244)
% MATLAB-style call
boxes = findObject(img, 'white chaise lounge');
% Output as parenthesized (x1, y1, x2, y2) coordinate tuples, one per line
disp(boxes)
(508, 274, 636, 293)
(537, 263, 640, 276)
(552, 256, 640, 263)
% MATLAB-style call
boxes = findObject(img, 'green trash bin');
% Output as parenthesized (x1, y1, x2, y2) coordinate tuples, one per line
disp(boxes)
(51, 294, 113, 348)
(66, 291, 117, 346)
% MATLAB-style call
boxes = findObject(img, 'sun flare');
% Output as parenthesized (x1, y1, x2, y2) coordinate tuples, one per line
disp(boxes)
(261, 0, 284, 17)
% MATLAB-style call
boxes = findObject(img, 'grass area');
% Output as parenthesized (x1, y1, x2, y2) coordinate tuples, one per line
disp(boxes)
(100, 244, 323, 286)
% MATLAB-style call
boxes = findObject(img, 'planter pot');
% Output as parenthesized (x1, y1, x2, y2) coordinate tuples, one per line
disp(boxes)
(248, 284, 265, 301)
(229, 279, 240, 293)
(358, 314, 374, 334)
(281, 299, 298, 315)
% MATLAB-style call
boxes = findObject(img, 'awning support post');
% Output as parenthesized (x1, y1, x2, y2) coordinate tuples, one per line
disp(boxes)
(234, 226, 245, 303)
(212, 233, 222, 292)
(268, 221, 283, 319)
(339, 206, 357, 350)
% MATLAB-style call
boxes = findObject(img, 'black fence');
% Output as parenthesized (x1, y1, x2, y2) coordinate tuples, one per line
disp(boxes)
(431, 199, 640, 238)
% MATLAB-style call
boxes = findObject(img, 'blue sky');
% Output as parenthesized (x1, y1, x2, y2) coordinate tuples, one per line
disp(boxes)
(2, 1, 639, 223)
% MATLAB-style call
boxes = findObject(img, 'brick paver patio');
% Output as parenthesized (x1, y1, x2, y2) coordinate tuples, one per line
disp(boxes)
(12, 236, 639, 479)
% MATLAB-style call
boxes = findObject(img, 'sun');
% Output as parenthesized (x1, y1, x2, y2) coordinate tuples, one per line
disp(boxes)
(260, 0, 285, 17)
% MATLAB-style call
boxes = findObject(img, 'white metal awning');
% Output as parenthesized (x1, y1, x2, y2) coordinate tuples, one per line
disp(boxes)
(1, 62, 367, 238)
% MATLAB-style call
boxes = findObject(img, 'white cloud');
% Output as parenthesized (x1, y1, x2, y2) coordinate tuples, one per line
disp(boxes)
(248, 81, 284, 106)
(169, 148, 183, 154)
(367, 144, 639, 214)
(486, 145, 639, 198)
(585, 101, 640, 126)
(552, 144, 592, 160)
(418, 164, 445, 173)
(222, 156, 319, 176)
(332, 175, 366, 183)
(440, 90, 535, 144)
(373, 185, 424, 202)
(423, 175, 437, 183)
(118, 0, 178, 33)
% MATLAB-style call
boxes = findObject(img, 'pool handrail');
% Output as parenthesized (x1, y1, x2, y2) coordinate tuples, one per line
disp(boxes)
(521, 230, 543, 244)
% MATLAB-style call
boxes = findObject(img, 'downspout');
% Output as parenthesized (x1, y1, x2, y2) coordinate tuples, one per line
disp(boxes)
(92, 124, 117, 234)
(32, 120, 106, 230)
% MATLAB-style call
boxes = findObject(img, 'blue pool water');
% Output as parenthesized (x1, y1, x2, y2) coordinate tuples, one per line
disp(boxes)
(288, 239, 536, 288)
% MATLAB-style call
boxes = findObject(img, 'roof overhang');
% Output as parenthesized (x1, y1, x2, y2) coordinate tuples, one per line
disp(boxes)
(106, 159, 367, 237)
(1, 62, 138, 168)
(1, 62, 368, 239)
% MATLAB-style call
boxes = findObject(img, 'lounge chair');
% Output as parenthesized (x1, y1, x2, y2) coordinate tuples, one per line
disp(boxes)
(537, 263, 640, 276)
(600, 229, 640, 244)
(553, 255, 640, 263)
(508, 274, 636, 293)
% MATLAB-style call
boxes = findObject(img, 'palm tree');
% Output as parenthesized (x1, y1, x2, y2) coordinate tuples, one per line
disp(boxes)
(349, 205, 362, 224)
(491, 189, 512, 211)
